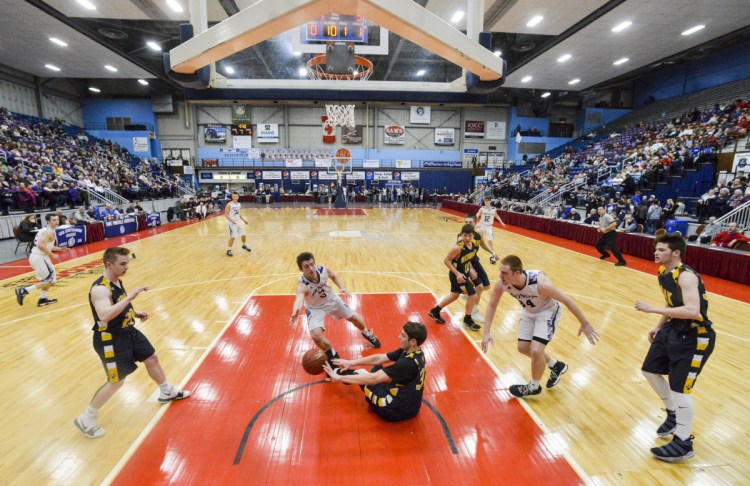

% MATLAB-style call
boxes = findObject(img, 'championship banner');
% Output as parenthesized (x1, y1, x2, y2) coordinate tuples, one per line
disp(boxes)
(219, 148, 249, 158)
(342, 125, 363, 144)
(363, 159, 380, 168)
(146, 212, 161, 227)
(345, 171, 365, 180)
(464, 120, 485, 139)
(374, 171, 393, 181)
(486, 121, 506, 140)
(322, 116, 335, 144)
(231, 104, 251, 123)
(285, 159, 303, 167)
(104, 216, 137, 238)
(384, 125, 405, 145)
(257, 123, 279, 143)
(132, 137, 149, 153)
(291, 171, 310, 181)
(263, 171, 282, 180)
(395, 160, 412, 169)
(401, 171, 420, 181)
(732, 152, 749, 172)
(55, 225, 86, 248)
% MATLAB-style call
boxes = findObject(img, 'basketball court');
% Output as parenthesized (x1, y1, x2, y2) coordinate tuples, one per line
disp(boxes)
(1, 206, 748, 484)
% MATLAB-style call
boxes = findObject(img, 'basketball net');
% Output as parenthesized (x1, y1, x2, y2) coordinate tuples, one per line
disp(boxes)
(325, 104, 356, 129)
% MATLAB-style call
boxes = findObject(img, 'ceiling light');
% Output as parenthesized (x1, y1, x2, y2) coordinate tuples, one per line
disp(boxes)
(224, 66, 235, 74)
(568, 78, 580, 85)
(49, 37, 68, 47)
(44, 64, 61, 72)
(76, 0, 96, 10)
(104, 65, 118, 72)
(557, 54, 572, 63)
(138, 79, 149, 86)
(493, 50, 502, 57)
(146, 41, 161, 51)
(298, 68, 307, 77)
(293, 51, 301, 57)
(541, 92, 551, 98)
(681, 25, 705, 36)
(526, 16, 543, 27)
(88, 87, 101, 93)
(451, 11, 465, 23)
(166, 0, 183, 13)
(521, 75, 532, 83)
(613, 57, 629, 65)
(417, 69, 426, 76)
(611, 21, 632, 32)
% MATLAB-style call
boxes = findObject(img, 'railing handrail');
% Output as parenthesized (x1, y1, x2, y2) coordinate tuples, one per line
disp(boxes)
(713, 199, 750, 232)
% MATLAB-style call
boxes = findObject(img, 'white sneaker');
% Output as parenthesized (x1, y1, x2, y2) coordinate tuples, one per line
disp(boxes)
(74, 415, 106, 439)
(471, 307, 484, 323)
(158, 388, 191, 403)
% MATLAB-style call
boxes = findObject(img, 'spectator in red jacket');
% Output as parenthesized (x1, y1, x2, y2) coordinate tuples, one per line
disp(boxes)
(710, 222, 750, 248)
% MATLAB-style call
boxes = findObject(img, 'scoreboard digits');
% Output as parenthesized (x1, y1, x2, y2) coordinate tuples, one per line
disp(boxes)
(304, 14, 368, 43)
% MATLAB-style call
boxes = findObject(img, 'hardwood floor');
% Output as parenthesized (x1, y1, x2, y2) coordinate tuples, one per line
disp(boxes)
(1, 206, 747, 485)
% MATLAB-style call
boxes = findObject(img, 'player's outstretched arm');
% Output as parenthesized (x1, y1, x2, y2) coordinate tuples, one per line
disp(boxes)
(481, 281, 505, 352)
(635, 272, 701, 321)
(289, 283, 307, 327)
(91, 285, 148, 324)
(327, 268, 348, 294)
(323, 362, 390, 385)
(494, 212, 506, 228)
(537, 274, 600, 345)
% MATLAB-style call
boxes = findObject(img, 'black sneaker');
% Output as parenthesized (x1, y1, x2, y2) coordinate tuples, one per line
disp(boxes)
(15, 287, 28, 306)
(546, 361, 568, 388)
(463, 315, 481, 331)
(509, 383, 542, 398)
(428, 307, 445, 324)
(37, 298, 58, 307)
(615, 261, 627, 267)
(361, 331, 382, 348)
(489, 255, 497, 265)
(599, 255, 608, 260)
(226, 250, 233, 257)
(651, 435, 695, 462)
(657, 410, 677, 436)
(242, 245, 252, 252)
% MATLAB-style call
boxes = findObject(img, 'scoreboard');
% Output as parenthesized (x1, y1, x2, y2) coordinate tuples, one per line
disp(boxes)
(231, 124, 252, 136)
(304, 14, 368, 43)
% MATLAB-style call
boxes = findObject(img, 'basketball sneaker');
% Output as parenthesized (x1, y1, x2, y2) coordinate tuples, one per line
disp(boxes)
(74, 415, 106, 439)
(361, 330, 382, 348)
(158, 388, 191, 403)
(37, 297, 58, 307)
(471, 306, 484, 323)
(657, 409, 677, 436)
(15, 286, 28, 306)
(546, 361, 569, 388)
(489, 255, 497, 265)
(242, 245, 252, 252)
(226, 250, 233, 257)
(428, 307, 445, 324)
(650, 435, 695, 462)
(509, 383, 542, 398)
(463, 315, 481, 331)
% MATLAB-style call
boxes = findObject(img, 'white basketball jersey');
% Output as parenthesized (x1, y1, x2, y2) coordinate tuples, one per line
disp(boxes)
(504, 270, 556, 314)
(228, 202, 241, 221)
(480, 207, 496, 226)
(300, 266, 337, 310)
(30, 228, 54, 256)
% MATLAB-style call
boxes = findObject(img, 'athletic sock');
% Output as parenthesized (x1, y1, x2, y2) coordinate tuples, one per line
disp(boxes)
(40, 290, 48, 299)
(547, 358, 558, 368)
(674, 392, 695, 440)
(85, 405, 98, 418)
(25, 285, 36, 293)
(529, 380, 541, 390)
(158, 381, 174, 395)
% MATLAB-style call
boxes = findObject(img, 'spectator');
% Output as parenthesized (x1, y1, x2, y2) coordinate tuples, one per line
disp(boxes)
(710, 222, 750, 248)
(697, 216, 721, 244)
(583, 208, 599, 225)
(646, 200, 662, 234)
(72, 206, 94, 225)
(617, 214, 638, 233)
(17, 214, 38, 242)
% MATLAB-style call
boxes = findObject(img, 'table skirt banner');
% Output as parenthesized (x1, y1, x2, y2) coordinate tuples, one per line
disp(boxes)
(55, 225, 86, 248)
(146, 212, 161, 227)
(85, 222, 104, 243)
(104, 216, 138, 238)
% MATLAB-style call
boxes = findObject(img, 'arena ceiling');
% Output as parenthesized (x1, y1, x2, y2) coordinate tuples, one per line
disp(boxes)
(0, 0, 749, 103)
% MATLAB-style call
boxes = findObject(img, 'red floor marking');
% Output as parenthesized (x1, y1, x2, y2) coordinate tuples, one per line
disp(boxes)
(112, 293, 581, 485)
(440, 207, 750, 304)
(0, 216, 210, 282)
(314, 208, 367, 216)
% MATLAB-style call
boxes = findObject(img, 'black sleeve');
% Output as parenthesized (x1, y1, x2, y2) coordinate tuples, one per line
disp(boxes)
(383, 352, 418, 383)
(385, 349, 403, 362)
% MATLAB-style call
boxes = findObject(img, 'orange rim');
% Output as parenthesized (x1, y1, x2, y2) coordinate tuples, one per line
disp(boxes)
(306, 55, 373, 80)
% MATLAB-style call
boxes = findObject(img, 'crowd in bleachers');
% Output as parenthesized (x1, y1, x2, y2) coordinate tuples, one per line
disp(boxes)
(0, 107, 186, 216)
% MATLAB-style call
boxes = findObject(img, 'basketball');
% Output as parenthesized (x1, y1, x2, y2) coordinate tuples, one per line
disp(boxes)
(301, 349, 327, 375)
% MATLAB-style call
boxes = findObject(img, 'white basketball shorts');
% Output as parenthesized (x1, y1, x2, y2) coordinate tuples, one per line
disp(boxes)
(517, 302, 562, 344)
(29, 253, 56, 283)
(305, 295, 354, 331)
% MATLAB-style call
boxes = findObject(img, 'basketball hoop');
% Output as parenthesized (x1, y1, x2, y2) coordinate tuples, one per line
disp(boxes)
(306, 54, 374, 82)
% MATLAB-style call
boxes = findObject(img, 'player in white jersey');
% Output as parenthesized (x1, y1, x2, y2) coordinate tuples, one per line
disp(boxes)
(224, 192, 251, 257)
(290, 252, 381, 368)
(15, 213, 68, 306)
(475, 197, 506, 264)
(481, 255, 600, 398)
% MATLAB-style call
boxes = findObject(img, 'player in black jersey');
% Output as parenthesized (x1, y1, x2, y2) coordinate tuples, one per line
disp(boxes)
(635, 233, 716, 461)
(323, 322, 427, 422)
(461, 214, 496, 324)
(428, 224, 481, 331)
(74, 247, 190, 439)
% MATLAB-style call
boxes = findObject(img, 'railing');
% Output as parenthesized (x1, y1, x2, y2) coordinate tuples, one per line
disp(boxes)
(536, 165, 615, 208)
(83, 187, 129, 207)
(469, 185, 492, 204)
(713, 199, 750, 233)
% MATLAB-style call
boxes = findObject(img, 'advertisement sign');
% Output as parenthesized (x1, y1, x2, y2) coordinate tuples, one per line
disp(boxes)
(290, 171, 310, 180)
(345, 171, 365, 180)
(342, 125, 363, 144)
(55, 225, 86, 249)
(410, 106, 431, 124)
(486, 121, 506, 140)
(231, 104, 252, 123)
(200, 172, 214, 180)
(146, 212, 162, 227)
(392, 171, 401, 180)
(232, 136, 252, 149)
(219, 148, 248, 158)
(374, 171, 393, 181)
(204, 125, 227, 144)
(132, 137, 149, 153)
(732, 152, 749, 172)
(434, 128, 455, 146)
(104, 216, 137, 238)
(384, 125, 406, 145)
(202, 171, 247, 180)
(423, 161, 463, 168)
(464, 120, 485, 139)
(363, 159, 380, 168)
(257, 123, 279, 143)
(314, 158, 331, 168)
(401, 171, 420, 181)
(462, 148, 479, 162)
(285, 159, 303, 168)
(322, 116, 335, 143)
(318, 172, 338, 180)
(365, 171, 374, 180)
(263, 170, 282, 180)
(395, 160, 412, 169)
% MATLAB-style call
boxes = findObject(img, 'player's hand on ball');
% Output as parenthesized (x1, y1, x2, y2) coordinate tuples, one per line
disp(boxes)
(481, 334, 493, 353)
(322, 363, 341, 381)
(331, 358, 352, 370)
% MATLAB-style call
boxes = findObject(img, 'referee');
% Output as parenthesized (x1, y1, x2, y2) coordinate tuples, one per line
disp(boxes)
(595, 206, 627, 266)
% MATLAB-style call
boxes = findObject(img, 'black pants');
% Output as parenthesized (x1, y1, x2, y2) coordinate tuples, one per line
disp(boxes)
(595, 231, 626, 264)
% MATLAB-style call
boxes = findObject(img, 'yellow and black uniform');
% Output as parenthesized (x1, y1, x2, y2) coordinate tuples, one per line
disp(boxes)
(449, 241, 478, 295)
(90, 276, 155, 383)
(363, 348, 426, 421)
(456, 230, 490, 287)
(641, 263, 716, 394)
